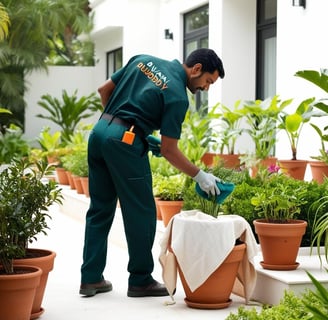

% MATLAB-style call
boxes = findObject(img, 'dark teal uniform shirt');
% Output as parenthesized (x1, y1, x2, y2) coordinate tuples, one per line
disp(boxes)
(104, 54, 189, 139)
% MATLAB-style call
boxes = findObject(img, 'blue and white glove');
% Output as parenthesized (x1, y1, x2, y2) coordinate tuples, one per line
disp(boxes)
(192, 169, 221, 196)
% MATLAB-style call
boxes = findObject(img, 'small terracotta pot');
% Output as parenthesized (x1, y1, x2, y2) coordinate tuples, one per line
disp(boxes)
(309, 161, 328, 184)
(253, 219, 307, 270)
(157, 200, 183, 227)
(278, 159, 308, 180)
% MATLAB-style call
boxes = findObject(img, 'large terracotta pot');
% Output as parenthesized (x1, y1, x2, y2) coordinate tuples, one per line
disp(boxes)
(309, 161, 328, 184)
(14, 249, 56, 319)
(253, 219, 307, 270)
(157, 200, 183, 227)
(0, 265, 42, 320)
(278, 159, 308, 180)
(72, 175, 84, 194)
(178, 242, 246, 309)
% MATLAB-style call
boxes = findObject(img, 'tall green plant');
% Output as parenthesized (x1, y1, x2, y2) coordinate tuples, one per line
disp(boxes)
(240, 96, 290, 160)
(37, 90, 102, 143)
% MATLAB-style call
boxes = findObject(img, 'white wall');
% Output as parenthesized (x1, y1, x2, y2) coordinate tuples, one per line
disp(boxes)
(24, 66, 99, 145)
(275, 0, 328, 162)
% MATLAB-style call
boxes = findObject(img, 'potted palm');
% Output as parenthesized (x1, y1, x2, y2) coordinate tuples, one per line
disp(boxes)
(251, 170, 308, 270)
(277, 97, 320, 180)
(0, 158, 63, 319)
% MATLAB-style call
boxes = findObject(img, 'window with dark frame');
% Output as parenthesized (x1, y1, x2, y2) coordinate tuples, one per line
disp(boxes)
(256, 0, 277, 99)
(183, 5, 209, 111)
(106, 48, 123, 79)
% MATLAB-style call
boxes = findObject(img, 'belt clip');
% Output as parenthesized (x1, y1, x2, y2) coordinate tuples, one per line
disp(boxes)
(122, 125, 135, 145)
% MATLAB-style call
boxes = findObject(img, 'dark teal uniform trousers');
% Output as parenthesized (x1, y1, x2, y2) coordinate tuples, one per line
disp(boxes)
(81, 118, 156, 287)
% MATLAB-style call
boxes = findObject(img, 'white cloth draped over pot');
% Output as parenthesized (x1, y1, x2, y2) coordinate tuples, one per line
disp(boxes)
(159, 210, 258, 304)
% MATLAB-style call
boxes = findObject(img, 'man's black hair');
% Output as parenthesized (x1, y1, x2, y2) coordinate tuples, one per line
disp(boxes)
(185, 48, 225, 79)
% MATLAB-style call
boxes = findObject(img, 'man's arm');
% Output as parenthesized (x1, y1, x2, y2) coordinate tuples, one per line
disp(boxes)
(160, 135, 199, 177)
(98, 79, 116, 107)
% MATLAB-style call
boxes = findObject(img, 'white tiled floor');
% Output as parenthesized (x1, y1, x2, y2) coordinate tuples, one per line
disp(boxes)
(31, 202, 260, 320)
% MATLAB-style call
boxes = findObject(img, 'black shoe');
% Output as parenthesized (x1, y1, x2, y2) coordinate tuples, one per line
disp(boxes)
(80, 280, 113, 297)
(127, 280, 169, 297)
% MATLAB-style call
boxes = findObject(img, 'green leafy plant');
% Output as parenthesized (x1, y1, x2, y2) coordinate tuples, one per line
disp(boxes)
(213, 100, 244, 155)
(226, 289, 323, 320)
(277, 97, 320, 160)
(37, 89, 102, 143)
(0, 124, 30, 164)
(251, 172, 307, 223)
(153, 173, 185, 201)
(0, 158, 63, 274)
(295, 69, 328, 164)
(310, 195, 328, 264)
(302, 271, 328, 319)
(240, 95, 290, 161)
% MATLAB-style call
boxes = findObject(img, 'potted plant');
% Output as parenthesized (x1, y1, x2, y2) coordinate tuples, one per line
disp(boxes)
(210, 100, 244, 169)
(36, 126, 71, 185)
(239, 96, 289, 175)
(251, 170, 308, 270)
(36, 89, 102, 144)
(0, 158, 63, 319)
(160, 171, 257, 309)
(295, 69, 328, 183)
(154, 173, 185, 227)
(277, 97, 320, 180)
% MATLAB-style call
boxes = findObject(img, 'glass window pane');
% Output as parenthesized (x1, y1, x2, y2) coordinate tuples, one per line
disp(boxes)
(263, 36, 276, 97)
(185, 6, 209, 33)
(264, 0, 277, 20)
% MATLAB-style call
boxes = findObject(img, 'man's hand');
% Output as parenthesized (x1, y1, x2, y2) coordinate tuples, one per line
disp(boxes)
(146, 135, 161, 157)
(192, 169, 221, 196)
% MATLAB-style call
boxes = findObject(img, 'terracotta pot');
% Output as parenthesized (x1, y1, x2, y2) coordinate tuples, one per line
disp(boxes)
(55, 167, 69, 185)
(251, 157, 277, 177)
(0, 265, 42, 320)
(72, 175, 83, 194)
(201, 153, 241, 169)
(157, 200, 183, 227)
(309, 161, 328, 184)
(253, 219, 307, 270)
(217, 154, 241, 169)
(278, 159, 308, 180)
(14, 249, 56, 319)
(66, 171, 76, 189)
(201, 152, 217, 167)
(80, 177, 89, 197)
(178, 243, 246, 309)
(154, 197, 162, 220)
